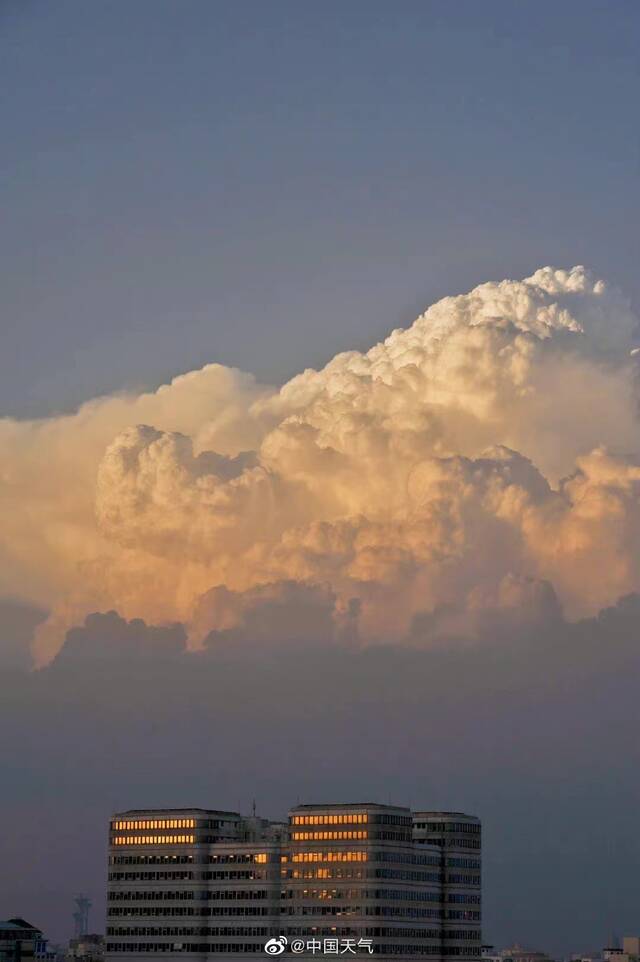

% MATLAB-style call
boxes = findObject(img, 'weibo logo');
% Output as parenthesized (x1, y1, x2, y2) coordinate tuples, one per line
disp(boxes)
(264, 936, 288, 955)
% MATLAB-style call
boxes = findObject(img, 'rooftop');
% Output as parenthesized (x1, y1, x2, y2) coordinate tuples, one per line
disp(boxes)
(413, 811, 480, 820)
(290, 802, 410, 812)
(0, 918, 42, 933)
(113, 807, 241, 818)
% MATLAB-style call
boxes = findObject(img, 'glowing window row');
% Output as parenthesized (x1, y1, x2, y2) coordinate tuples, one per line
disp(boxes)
(113, 819, 196, 830)
(292, 831, 367, 841)
(291, 814, 368, 825)
(112, 835, 196, 846)
(284, 869, 365, 880)
(291, 851, 368, 862)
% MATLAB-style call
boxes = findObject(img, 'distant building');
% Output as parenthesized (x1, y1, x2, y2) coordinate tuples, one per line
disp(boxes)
(482, 945, 502, 962)
(71, 899, 92, 943)
(0, 918, 55, 960)
(602, 938, 640, 962)
(105, 803, 482, 959)
(499, 947, 556, 962)
(65, 934, 104, 961)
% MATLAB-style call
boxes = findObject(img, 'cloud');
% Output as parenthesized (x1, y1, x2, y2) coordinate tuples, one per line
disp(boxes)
(2, 265, 640, 663)
(0, 598, 47, 671)
(53, 609, 187, 665)
(195, 580, 360, 649)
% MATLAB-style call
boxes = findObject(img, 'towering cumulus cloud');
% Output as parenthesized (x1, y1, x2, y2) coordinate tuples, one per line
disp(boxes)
(2, 266, 640, 663)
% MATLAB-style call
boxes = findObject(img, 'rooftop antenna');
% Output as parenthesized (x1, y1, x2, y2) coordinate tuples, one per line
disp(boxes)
(73, 894, 92, 938)
(252, 799, 257, 817)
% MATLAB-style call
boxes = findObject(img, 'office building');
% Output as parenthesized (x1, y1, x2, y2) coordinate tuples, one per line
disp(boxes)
(412, 813, 482, 957)
(105, 803, 481, 959)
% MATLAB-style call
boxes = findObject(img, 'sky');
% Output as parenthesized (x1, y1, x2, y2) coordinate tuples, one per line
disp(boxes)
(1, 0, 640, 954)
(2, 0, 639, 418)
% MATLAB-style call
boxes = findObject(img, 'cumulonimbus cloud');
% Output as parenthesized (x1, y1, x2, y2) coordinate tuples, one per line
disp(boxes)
(2, 265, 640, 663)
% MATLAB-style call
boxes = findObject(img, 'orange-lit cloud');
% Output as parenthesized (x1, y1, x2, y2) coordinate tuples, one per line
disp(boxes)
(2, 266, 640, 663)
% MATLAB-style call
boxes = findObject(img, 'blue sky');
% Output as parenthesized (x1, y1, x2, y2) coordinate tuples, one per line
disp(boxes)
(2, 0, 638, 417)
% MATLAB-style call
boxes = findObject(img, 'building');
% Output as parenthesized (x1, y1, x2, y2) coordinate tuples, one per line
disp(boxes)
(65, 934, 104, 961)
(602, 939, 640, 962)
(481, 947, 501, 962)
(622, 940, 640, 960)
(412, 812, 482, 956)
(105, 803, 481, 959)
(498, 947, 555, 962)
(0, 918, 54, 960)
(569, 938, 640, 962)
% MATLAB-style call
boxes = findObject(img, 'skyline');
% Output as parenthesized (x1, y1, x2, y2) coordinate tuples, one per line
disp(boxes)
(2, 1, 640, 955)
(3, 592, 640, 950)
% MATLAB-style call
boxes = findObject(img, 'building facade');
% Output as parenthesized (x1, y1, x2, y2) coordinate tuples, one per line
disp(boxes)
(105, 804, 481, 960)
(412, 813, 482, 957)
(0, 918, 54, 960)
